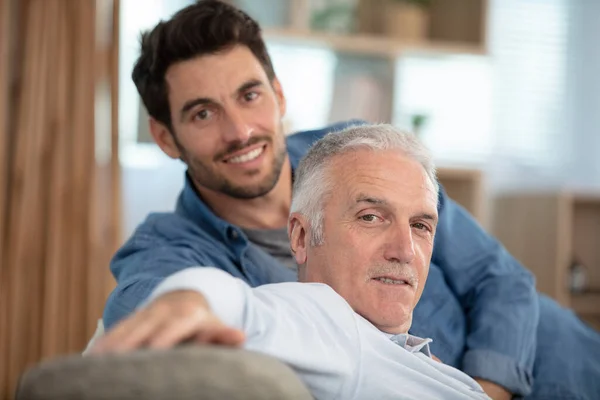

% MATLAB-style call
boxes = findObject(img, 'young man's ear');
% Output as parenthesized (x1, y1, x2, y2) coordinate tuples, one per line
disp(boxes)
(288, 212, 308, 266)
(271, 78, 287, 119)
(149, 118, 181, 159)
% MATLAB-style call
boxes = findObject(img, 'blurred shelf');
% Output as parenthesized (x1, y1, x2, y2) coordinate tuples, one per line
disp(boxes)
(571, 292, 600, 315)
(437, 167, 483, 181)
(437, 167, 485, 225)
(493, 193, 600, 312)
(264, 28, 487, 58)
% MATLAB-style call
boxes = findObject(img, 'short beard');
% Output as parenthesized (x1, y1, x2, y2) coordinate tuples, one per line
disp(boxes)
(207, 144, 287, 199)
(174, 126, 288, 200)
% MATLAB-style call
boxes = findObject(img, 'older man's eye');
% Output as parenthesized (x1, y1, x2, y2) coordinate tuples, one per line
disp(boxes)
(412, 222, 430, 231)
(360, 214, 380, 223)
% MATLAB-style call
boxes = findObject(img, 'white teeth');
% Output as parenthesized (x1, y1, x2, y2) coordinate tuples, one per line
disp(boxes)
(375, 277, 407, 285)
(227, 147, 264, 164)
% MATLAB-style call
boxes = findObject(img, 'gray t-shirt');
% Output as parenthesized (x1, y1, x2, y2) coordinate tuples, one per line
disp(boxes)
(242, 226, 297, 270)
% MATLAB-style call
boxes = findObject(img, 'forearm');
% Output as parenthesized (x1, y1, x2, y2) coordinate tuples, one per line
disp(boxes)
(147, 267, 248, 330)
(461, 265, 538, 395)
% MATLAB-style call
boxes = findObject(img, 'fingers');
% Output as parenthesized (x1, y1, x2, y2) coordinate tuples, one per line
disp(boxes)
(194, 321, 246, 347)
(146, 308, 211, 349)
(89, 309, 162, 354)
(89, 290, 245, 355)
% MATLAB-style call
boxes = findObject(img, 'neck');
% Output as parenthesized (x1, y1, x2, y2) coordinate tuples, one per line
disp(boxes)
(195, 157, 293, 230)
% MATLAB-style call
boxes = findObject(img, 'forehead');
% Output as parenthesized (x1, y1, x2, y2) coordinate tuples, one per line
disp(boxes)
(164, 45, 269, 100)
(327, 150, 438, 211)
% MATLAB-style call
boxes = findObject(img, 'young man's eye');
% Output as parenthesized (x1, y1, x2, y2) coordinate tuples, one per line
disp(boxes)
(194, 109, 212, 120)
(243, 91, 258, 102)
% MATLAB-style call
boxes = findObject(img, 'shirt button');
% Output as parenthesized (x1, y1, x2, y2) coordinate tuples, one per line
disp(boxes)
(228, 229, 239, 240)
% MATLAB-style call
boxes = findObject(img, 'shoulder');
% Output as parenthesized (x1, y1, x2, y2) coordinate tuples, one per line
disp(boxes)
(128, 212, 213, 245)
(111, 211, 225, 270)
(256, 282, 358, 327)
(286, 120, 369, 167)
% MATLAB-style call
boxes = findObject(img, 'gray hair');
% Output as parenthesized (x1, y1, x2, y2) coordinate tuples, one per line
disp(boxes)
(290, 123, 438, 246)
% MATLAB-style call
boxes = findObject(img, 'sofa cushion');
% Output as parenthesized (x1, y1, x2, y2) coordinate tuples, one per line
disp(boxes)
(16, 346, 313, 400)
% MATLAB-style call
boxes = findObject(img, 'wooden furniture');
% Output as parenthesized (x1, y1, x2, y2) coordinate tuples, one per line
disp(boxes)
(438, 167, 485, 225)
(492, 192, 600, 330)
(263, 26, 486, 59)
(272, 0, 489, 54)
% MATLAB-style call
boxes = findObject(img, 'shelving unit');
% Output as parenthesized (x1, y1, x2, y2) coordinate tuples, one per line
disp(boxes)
(492, 192, 600, 329)
(263, 28, 486, 59)
(437, 167, 485, 225)
(234, 0, 489, 124)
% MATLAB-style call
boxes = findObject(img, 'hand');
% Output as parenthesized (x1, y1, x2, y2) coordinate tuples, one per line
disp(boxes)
(89, 290, 245, 354)
(431, 354, 443, 363)
(475, 379, 512, 400)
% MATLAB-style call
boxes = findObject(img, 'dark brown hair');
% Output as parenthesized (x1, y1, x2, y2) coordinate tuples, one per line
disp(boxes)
(132, 0, 276, 130)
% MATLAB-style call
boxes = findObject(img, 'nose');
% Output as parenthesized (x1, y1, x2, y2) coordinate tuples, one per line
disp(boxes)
(223, 107, 253, 144)
(383, 222, 416, 265)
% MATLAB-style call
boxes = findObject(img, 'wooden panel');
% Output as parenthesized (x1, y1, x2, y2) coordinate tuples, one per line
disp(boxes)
(583, 317, 600, 332)
(572, 198, 600, 290)
(571, 292, 600, 316)
(429, 0, 486, 45)
(87, 0, 120, 339)
(0, 0, 13, 396)
(437, 168, 484, 224)
(492, 193, 572, 306)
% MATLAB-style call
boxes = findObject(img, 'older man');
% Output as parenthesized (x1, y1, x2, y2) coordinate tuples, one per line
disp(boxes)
(92, 125, 489, 399)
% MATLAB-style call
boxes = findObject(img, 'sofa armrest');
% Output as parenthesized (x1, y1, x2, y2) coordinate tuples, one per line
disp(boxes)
(17, 346, 313, 400)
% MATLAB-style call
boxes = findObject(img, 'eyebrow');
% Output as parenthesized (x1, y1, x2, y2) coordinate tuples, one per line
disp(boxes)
(355, 195, 388, 206)
(179, 79, 265, 122)
(238, 79, 263, 94)
(180, 97, 215, 122)
(415, 213, 438, 223)
(354, 194, 438, 222)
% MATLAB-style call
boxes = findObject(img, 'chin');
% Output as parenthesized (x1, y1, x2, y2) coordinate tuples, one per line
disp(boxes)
(369, 308, 412, 334)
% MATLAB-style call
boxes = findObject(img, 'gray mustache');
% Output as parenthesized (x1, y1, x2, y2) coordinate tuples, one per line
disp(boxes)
(368, 264, 418, 287)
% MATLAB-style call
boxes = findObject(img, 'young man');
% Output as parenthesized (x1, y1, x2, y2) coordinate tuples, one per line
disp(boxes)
(93, 124, 490, 399)
(103, 1, 600, 399)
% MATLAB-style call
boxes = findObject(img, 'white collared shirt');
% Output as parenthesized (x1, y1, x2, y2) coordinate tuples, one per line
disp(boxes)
(148, 267, 489, 400)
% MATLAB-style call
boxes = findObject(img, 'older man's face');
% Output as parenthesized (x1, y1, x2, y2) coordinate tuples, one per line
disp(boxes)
(292, 149, 438, 334)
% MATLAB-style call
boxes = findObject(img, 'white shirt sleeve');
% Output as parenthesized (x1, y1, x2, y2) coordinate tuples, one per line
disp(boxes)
(146, 267, 361, 400)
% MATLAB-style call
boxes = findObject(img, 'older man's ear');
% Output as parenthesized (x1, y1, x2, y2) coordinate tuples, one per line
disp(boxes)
(288, 213, 308, 266)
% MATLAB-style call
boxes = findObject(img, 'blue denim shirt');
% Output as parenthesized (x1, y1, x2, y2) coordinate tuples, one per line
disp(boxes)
(104, 121, 538, 396)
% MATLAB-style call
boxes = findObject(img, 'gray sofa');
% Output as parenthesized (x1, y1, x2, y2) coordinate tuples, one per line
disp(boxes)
(16, 346, 313, 400)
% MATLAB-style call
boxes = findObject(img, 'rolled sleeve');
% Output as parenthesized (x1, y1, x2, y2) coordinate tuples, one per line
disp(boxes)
(462, 349, 533, 395)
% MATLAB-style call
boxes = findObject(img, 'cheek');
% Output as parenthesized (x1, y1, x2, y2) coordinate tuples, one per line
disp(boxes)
(257, 96, 282, 125)
(179, 127, 221, 158)
(414, 240, 433, 296)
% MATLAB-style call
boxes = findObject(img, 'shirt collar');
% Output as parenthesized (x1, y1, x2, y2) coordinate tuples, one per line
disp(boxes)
(176, 173, 244, 246)
(388, 333, 433, 358)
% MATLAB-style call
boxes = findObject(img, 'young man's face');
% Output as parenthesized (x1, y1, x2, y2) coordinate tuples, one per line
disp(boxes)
(296, 150, 438, 334)
(158, 45, 288, 199)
